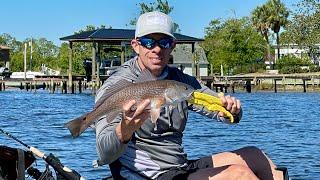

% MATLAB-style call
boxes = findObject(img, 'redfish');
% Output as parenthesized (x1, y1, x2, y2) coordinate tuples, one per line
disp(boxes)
(65, 77, 194, 137)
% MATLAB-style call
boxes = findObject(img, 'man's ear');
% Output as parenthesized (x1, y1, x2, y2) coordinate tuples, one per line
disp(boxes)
(131, 39, 140, 55)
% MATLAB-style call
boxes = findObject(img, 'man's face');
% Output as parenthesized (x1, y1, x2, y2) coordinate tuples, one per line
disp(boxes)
(131, 33, 175, 76)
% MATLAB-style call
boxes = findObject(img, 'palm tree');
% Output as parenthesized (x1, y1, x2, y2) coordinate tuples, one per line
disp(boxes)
(251, 0, 289, 69)
(251, 5, 272, 67)
(267, 0, 289, 60)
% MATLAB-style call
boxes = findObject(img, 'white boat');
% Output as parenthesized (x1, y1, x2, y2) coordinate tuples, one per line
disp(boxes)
(10, 71, 45, 79)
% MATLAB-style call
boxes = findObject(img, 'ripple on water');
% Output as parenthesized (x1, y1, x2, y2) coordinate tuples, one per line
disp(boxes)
(0, 90, 319, 179)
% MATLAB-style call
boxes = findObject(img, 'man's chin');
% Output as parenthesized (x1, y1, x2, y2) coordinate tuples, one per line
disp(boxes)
(148, 66, 164, 75)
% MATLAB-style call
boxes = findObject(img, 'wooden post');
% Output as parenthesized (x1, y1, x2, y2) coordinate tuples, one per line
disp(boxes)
(26, 82, 29, 91)
(282, 76, 286, 92)
(71, 83, 75, 94)
(50, 79, 54, 94)
(33, 80, 36, 93)
(205, 80, 211, 89)
(121, 45, 125, 65)
(78, 80, 82, 94)
(224, 80, 228, 93)
(60, 81, 64, 94)
(311, 76, 315, 91)
(303, 79, 306, 93)
(257, 79, 261, 90)
(92, 42, 97, 90)
(231, 82, 235, 93)
(68, 42, 73, 93)
(53, 82, 56, 93)
(274, 79, 277, 93)
(63, 81, 67, 94)
(245, 80, 251, 93)
(191, 43, 196, 77)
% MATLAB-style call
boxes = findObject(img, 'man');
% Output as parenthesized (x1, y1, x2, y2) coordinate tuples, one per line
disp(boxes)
(95, 11, 287, 179)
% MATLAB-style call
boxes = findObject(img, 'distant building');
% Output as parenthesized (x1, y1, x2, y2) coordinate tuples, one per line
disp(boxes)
(274, 44, 320, 66)
(171, 43, 209, 76)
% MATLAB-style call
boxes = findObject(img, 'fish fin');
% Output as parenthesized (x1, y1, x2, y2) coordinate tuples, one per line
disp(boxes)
(150, 98, 164, 123)
(150, 108, 161, 123)
(95, 79, 132, 108)
(135, 69, 157, 83)
(64, 112, 90, 138)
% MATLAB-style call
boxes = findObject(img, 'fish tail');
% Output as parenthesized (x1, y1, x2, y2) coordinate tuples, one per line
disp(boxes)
(64, 113, 90, 138)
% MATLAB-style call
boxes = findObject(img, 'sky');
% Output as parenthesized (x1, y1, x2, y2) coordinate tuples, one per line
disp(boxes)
(1, 0, 299, 46)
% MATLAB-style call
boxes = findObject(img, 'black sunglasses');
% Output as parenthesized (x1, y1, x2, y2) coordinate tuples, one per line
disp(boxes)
(137, 37, 174, 49)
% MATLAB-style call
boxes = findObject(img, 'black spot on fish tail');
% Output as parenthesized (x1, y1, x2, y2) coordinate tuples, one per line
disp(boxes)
(64, 113, 89, 138)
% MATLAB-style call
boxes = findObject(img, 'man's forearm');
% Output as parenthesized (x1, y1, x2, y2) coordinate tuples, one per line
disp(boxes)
(95, 116, 128, 164)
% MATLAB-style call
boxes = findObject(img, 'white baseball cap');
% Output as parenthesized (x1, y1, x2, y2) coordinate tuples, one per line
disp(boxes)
(135, 11, 175, 39)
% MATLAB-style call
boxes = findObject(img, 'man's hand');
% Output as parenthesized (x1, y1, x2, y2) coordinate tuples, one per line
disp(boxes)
(116, 99, 150, 143)
(218, 95, 241, 118)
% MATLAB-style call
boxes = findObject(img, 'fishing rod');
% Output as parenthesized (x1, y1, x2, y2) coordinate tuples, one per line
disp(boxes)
(0, 128, 85, 180)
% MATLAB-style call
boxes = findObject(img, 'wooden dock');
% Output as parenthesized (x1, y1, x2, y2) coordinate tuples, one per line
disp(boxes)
(0, 75, 110, 94)
(200, 73, 320, 93)
(1, 73, 320, 94)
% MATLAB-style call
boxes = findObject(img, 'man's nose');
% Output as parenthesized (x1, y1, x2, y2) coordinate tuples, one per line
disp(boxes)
(151, 43, 162, 53)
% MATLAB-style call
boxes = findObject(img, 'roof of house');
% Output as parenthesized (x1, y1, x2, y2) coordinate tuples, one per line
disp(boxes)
(60, 28, 203, 44)
(171, 44, 209, 65)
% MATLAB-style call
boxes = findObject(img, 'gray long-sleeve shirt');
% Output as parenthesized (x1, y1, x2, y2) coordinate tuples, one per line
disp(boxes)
(95, 57, 241, 179)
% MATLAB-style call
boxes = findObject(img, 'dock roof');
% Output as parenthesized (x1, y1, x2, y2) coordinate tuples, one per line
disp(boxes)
(60, 28, 203, 44)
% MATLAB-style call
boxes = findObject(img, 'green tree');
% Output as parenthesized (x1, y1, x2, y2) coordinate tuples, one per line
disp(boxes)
(281, 0, 320, 61)
(203, 17, 265, 74)
(31, 38, 59, 71)
(57, 42, 70, 74)
(251, 4, 272, 65)
(129, 0, 180, 33)
(276, 54, 313, 73)
(251, 0, 289, 68)
(267, 0, 289, 60)
(1, 34, 29, 71)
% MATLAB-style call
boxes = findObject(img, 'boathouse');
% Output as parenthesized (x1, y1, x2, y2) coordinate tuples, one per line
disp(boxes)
(60, 28, 204, 88)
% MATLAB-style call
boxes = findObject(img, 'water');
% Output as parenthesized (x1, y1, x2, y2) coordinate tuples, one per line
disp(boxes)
(0, 90, 319, 179)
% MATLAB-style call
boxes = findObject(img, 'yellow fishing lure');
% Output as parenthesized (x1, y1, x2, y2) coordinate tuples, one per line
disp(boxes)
(188, 91, 235, 123)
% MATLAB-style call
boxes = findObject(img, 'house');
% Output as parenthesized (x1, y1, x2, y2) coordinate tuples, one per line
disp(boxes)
(274, 44, 320, 66)
(171, 43, 209, 76)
